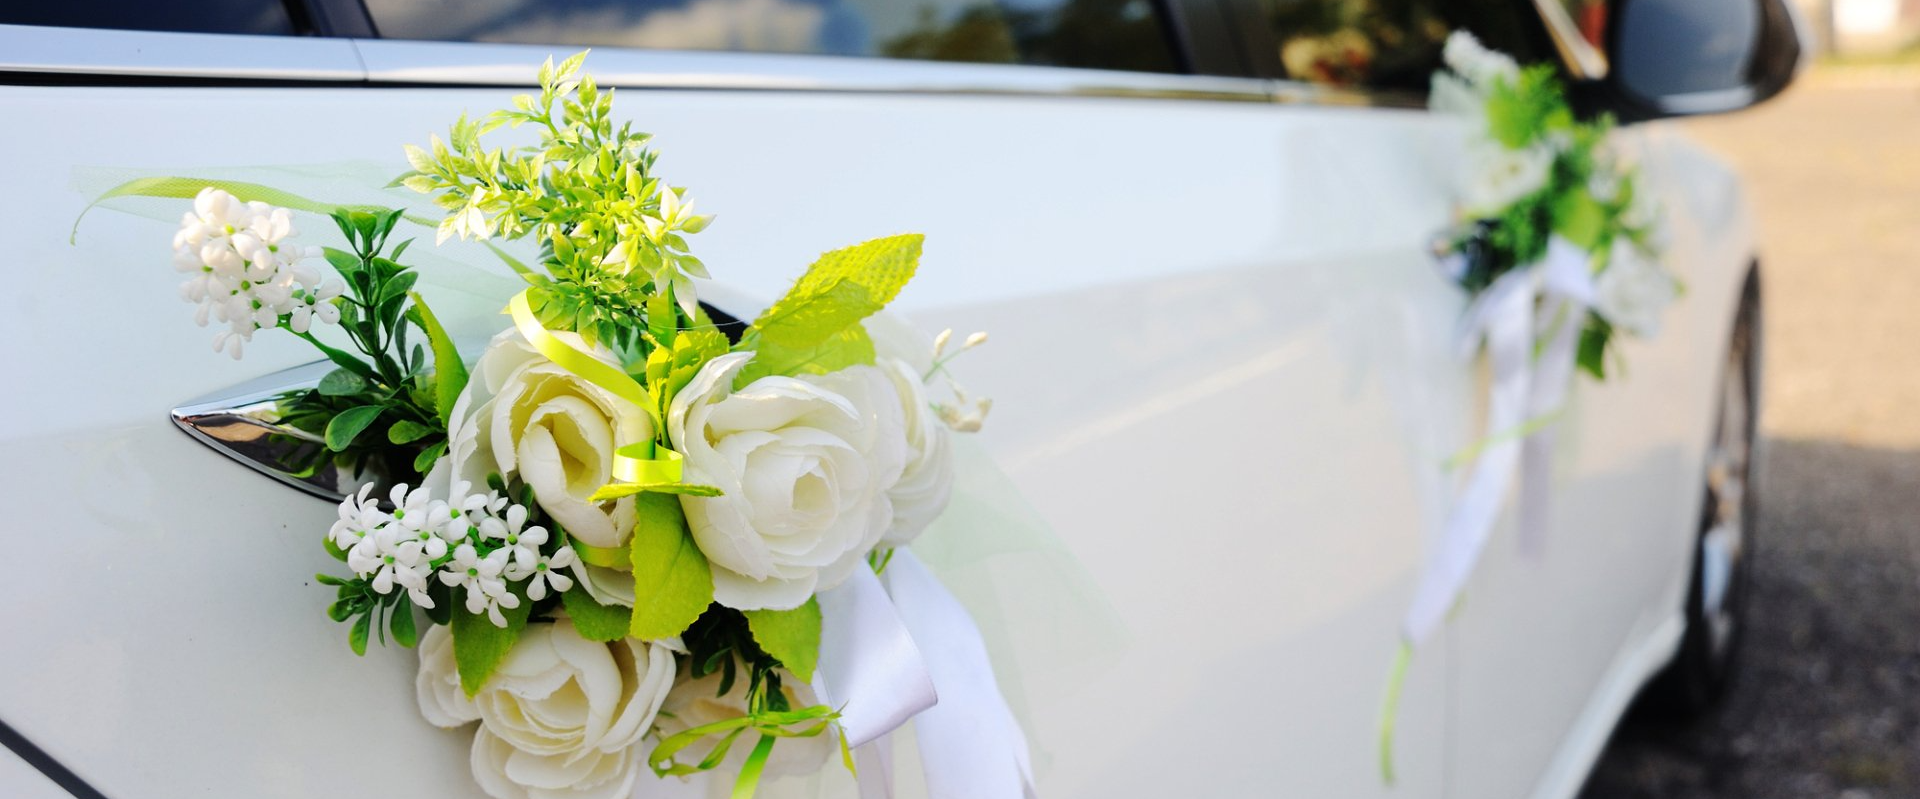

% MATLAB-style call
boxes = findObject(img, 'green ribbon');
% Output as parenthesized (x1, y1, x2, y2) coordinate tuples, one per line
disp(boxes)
(507, 290, 695, 503)
(70, 175, 433, 244)
(1377, 641, 1413, 785)
(647, 705, 841, 799)
(1442, 410, 1566, 471)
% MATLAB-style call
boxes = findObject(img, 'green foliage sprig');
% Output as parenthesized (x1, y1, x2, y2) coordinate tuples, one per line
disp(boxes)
(397, 52, 713, 366)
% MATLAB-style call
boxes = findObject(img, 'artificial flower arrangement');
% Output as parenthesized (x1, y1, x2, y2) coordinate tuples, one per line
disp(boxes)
(157, 52, 1022, 799)
(1380, 31, 1678, 781)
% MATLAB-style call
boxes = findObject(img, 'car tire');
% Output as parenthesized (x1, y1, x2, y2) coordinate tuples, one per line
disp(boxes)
(1646, 267, 1761, 717)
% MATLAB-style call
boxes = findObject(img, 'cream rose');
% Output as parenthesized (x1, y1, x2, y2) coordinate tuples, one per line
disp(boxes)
(653, 666, 835, 779)
(416, 619, 677, 799)
(1460, 140, 1555, 215)
(1595, 239, 1676, 338)
(863, 315, 957, 546)
(668, 352, 907, 611)
(434, 329, 650, 606)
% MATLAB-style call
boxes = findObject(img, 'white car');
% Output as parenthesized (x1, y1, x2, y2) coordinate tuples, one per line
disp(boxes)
(0, 0, 1801, 797)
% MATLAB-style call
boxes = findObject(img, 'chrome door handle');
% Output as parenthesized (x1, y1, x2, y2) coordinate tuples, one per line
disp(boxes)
(170, 361, 358, 503)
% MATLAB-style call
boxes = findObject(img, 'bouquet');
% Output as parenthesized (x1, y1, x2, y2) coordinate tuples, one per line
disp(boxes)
(1381, 31, 1677, 781)
(153, 52, 1024, 799)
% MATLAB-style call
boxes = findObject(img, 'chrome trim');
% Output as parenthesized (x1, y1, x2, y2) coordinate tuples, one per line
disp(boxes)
(1530, 0, 1610, 80)
(0, 24, 1415, 108)
(0, 24, 364, 81)
(351, 38, 1280, 102)
(171, 361, 358, 503)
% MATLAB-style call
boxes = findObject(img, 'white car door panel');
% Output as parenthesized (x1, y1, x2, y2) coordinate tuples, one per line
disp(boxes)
(0, 26, 1756, 798)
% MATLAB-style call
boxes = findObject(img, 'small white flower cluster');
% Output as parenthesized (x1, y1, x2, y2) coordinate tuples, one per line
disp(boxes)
(1442, 30, 1520, 90)
(171, 187, 341, 359)
(925, 328, 994, 433)
(329, 481, 579, 627)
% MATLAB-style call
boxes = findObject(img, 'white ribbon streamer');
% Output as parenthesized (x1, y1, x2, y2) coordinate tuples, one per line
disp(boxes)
(1517, 238, 1596, 556)
(1403, 236, 1596, 642)
(811, 551, 1036, 799)
(884, 550, 1037, 799)
(1404, 265, 1535, 643)
(812, 567, 938, 749)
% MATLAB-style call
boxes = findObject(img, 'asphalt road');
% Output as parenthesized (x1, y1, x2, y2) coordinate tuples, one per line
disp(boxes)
(1579, 72, 1920, 798)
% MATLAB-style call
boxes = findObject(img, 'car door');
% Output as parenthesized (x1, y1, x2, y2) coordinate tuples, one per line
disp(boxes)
(0, 1, 1693, 796)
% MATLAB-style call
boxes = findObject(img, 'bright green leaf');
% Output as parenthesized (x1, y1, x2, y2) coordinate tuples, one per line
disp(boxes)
(749, 234, 922, 351)
(734, 324, 875, 387)
(561, 583, 633, 642)
(744, 598, 822, 683)
(628, 493, 714, 640)
(451, 590, 533, 696)
(325, 405, 385, 451)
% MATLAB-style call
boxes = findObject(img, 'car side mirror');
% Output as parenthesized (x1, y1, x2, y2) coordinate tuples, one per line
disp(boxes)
(1595, 0, 1807, 121)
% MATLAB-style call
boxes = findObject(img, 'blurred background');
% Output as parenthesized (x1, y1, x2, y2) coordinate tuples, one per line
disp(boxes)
(1580, 9, 1920, 795)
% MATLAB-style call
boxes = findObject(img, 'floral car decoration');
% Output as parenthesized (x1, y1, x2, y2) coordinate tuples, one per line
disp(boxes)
(151, 53, 1022, 799)
(1379, 31, 1678, 781)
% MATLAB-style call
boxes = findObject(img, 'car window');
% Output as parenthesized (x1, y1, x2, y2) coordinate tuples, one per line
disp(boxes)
(361, 0, 1180, 73)
(0, 0, 301, 36)
(1257, 0, 1545, 93)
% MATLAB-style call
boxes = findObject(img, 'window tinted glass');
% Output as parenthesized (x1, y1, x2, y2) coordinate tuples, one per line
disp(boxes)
(1, 0, 298, 36)
(362, 0, 1178, 73)
(1258, 0, 1542, 93)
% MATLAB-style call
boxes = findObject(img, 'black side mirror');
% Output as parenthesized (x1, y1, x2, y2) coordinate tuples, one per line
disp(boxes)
(1588, 0, 1807, 121)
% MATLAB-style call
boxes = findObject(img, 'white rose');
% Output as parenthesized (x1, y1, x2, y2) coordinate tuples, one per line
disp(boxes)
(470, 726, 645, 799)
(415, 624, 479, 728)
(668, 352, 907, 610)
(440, 619, 675, 799)
(1460, 140, 1555, 215)
(434, 329, 650, 606)
(653, 666, 835, 779)
(875, 357, 952, 546)
(1594, 239, 1677, 338)
(862, 315, 956, 546)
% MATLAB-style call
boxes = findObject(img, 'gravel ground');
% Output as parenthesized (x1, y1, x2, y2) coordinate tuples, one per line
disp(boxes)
(1579, 72, 1920, 798)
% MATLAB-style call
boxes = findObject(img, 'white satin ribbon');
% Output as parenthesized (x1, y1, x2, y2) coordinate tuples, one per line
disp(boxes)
(884, 551, 1037, 799)
(1517, 237, 1596, 557)
(1404, 236, 1595, 643)
(811, 551, 1036, 799)
(1404, 264, 1534, 643)
(812, 566, 937, 749)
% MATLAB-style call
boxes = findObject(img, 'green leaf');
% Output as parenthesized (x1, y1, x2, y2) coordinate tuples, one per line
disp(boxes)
(628, 493, 714, 640)
(1553, 189, 1606, 252)
(735, 325, 876, 387)
(561, 583, 633, 642)
(317, 368, 368, 397)
(1577, 318, 1613, 380)
(424, 581, 454, 626)
(325, 405, 385, 451)
(647, 329, 731, 411)
(451, 589, 533, 695)
(743, 598, 822, 682)
(748, 233, 922, 351)
(349, 612, 372, 656)
(390, 594, 419, 648)
(388, 419, 437, 444)
(413, 439, 449, 474)
(407, 293, 470, 424)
